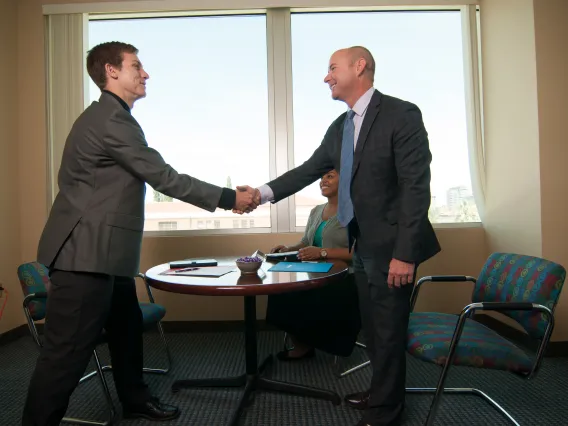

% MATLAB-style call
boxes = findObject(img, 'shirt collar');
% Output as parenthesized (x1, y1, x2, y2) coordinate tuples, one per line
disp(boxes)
(102, 90, 131, 113)
(350, 86, 375, 118)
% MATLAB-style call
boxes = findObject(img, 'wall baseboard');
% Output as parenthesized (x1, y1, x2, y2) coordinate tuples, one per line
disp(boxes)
(0, 324, 29, 346)
(2, 318, 567, 357)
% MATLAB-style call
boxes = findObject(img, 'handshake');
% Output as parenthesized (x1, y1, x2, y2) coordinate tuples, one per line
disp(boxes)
(233, 185, 261, 214)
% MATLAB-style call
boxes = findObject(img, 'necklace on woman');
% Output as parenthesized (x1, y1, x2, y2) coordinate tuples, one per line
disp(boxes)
(323, 203, 337, 221)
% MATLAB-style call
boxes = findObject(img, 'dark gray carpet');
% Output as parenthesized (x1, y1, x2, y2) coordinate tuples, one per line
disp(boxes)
(0, 330, 566, 425)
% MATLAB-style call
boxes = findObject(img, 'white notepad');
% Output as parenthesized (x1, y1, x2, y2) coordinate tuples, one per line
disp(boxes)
(163, 266, 236, 277)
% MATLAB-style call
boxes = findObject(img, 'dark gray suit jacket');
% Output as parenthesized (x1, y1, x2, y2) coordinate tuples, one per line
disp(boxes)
(267, 90, 441, 277)
(38, 92, 233, 277)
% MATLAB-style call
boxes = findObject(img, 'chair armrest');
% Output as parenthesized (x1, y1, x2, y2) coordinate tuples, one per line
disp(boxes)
(478, 302, 541, 311)
(463, 301, 553, 318)
(410, 275, 477, 312)
(458, 301, 554, 378)
(426, 275, 476, 282)
(23, 292, 48, 308)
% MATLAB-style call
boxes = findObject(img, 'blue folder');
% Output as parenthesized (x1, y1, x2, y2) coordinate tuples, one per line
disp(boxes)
(267, 262, 333, 273)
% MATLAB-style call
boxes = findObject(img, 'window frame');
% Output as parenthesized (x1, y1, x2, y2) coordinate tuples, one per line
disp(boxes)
(45, 3, 484, 238)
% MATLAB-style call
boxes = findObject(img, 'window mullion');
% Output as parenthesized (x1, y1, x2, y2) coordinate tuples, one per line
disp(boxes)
(266, 8, 293, 234)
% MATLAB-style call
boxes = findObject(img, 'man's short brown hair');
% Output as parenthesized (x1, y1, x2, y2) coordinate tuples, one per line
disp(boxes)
(86, 41, 138, 90)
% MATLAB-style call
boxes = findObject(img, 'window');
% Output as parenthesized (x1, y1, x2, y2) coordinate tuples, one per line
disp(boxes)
(51, 6, 481, 235)
(291, 11, 480, 225)
(88, 15, 271, 232)
(158, 221, 177, 231)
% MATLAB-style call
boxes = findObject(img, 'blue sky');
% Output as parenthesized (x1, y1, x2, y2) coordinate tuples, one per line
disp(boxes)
(89, 10, 472, 205)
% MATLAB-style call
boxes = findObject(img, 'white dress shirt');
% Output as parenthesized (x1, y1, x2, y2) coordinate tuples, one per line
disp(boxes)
(258, 87, 375, 204)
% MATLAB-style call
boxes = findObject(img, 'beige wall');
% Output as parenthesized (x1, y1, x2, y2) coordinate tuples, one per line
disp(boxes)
(0, 0, 22, 334)
(2, 0, 568, 341)
(479, 0, 568, 340)
(534, 0, 568, 339)
(480, 0, 542, 257)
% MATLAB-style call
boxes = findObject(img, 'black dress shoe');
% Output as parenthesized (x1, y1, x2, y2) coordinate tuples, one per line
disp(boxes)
(276, 347, 316, 361)
(344, 389, 370, 410)
(123, 398, 180, 421)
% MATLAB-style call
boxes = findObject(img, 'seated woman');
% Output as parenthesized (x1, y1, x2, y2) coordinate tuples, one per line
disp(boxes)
(266, 169, 360, 361)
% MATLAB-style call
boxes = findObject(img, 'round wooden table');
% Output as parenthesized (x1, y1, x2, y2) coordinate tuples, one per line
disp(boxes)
(145, 256, 349, 426)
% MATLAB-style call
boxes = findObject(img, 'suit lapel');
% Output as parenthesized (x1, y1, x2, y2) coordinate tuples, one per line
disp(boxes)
(352, 90, 382, 178)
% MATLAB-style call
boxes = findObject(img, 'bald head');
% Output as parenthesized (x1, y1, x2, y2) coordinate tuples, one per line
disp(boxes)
(346, 46, 375, 83)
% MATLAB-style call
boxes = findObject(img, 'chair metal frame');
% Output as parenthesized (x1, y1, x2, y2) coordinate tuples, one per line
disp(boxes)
(282, 333, 370, 378)
(80, 273, 172, 381)
(333, 342, 370, 378)
(407, 274, 556, 426)
(22, 272, 172, 426)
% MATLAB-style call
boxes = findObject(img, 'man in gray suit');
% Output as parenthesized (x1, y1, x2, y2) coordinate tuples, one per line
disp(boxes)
(22, 41, 257, 425)
(240, 46, 441, 425)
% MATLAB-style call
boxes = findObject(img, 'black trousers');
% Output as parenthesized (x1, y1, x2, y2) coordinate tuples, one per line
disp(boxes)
(266, 273, 361, 357)
(22, 270, 151, 426)
(353, 249, 414, 426)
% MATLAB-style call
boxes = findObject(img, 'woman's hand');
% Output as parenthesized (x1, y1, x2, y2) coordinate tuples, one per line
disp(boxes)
(270, 245, 289, 253)
(298, 246, 322, 261)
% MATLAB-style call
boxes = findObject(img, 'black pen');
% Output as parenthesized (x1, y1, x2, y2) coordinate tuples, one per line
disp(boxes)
(174, 267, 199, 273)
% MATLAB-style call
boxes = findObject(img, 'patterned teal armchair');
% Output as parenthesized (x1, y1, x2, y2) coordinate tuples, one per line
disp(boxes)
(406, 252, 565, 426)
(17, 262, 172, 426)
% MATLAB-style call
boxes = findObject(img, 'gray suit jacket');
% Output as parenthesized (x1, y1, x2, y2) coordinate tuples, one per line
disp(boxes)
(38, 91, 233, 277)
(267, 90, 441, 278)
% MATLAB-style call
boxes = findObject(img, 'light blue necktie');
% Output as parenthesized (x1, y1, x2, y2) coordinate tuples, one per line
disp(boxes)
(338, 110, 356, 227)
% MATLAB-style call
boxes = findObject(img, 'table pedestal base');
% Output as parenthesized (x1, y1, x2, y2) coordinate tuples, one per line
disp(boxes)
(171, 295, 341, 425)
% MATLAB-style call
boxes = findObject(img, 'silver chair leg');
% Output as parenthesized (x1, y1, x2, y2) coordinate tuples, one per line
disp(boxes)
(334, 341, 370, 378)
(142, 321, 172, 374)
(62, 349, 116, 426)
(80, 321, 172, 382)
(283, 332, 370, 378)
(337, 360, 371, 378)
(406, 387, 520, 426)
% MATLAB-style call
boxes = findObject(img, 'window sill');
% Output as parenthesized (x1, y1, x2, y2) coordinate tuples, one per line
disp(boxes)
(142, 221, 483, 238)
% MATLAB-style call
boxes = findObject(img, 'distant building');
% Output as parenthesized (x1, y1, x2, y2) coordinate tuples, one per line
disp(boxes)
(446, 185, 471, 210)
(143, 191, 325, 231)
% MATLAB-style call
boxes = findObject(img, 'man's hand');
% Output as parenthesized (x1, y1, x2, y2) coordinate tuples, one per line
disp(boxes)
(270, 245, 289, 253)
(387, 258, 415, 289)
(232, 185, 260, 214)
(298, 246, 321, 261)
